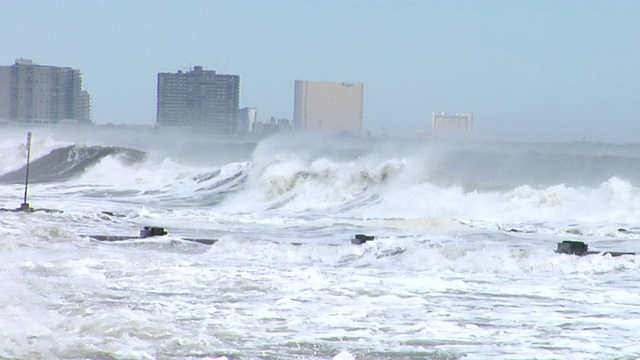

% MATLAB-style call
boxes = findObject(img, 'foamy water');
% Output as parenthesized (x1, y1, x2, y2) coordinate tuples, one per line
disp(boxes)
(1, 127, 640, 359)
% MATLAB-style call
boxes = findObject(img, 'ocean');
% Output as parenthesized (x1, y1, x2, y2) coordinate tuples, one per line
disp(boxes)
(1, 126, 639, 360)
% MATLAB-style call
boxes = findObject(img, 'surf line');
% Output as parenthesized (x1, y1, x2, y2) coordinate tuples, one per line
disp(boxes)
(6, 133, 631, 254)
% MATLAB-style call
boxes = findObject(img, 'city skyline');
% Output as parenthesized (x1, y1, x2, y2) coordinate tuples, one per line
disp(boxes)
(1, 1, 639, 142)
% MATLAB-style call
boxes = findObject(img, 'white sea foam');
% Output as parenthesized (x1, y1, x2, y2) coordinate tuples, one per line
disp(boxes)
(1, 129, 640, 358)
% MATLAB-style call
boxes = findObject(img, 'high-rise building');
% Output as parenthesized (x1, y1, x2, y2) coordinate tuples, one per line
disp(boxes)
(156, 66, 240, 133)
(78, 90, 91, 123)
(431, 112, 473, 137)
(238, 106, 257, 134)
(0, 58, 91, 123)
(293, 80, 364, 134)
(0, 67, 10, 121)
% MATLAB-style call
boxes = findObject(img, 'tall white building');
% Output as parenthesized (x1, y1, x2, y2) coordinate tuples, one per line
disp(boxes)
(78, 90, 92, 123)
(238, 106, 257, 133)
(293, 80, 364, 134)
(431, 112, 473, 137)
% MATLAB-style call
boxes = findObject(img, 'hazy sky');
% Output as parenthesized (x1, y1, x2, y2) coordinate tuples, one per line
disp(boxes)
(2, 1, 639, 142)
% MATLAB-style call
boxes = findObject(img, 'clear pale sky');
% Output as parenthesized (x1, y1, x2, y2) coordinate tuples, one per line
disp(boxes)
(2, 1, 639, 142)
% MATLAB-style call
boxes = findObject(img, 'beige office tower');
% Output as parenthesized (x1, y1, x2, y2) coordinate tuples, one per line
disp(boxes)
(431, 112, 473, 137)
(293, 80, 364, 134)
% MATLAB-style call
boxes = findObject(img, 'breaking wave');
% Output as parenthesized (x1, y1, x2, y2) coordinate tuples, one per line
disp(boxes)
(4, 131, 640, 233)
(0, 145, 146, 184)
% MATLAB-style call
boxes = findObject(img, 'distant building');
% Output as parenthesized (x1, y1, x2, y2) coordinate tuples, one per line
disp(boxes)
(253, 117, 292, 136)
(0, 58, 91, 123)
(0, 67, 10, 121)
(293, 80, 364, 134)
(238, 106, 257, 134)
(78, 90, 91, 123)
(156, 66, 240, 133)
(431, 112, 473, 137)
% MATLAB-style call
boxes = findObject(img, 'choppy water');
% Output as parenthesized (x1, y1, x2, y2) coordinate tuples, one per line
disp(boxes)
(1, 126, 640, 360)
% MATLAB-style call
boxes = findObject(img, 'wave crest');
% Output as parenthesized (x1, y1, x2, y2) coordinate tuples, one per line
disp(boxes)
(0, 145, 146, 183)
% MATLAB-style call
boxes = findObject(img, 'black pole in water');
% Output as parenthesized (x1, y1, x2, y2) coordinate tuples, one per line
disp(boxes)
(21, 132, 32, 211)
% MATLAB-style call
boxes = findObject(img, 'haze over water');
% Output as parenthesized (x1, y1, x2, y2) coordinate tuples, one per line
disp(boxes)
(1, 126, 640, 359)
